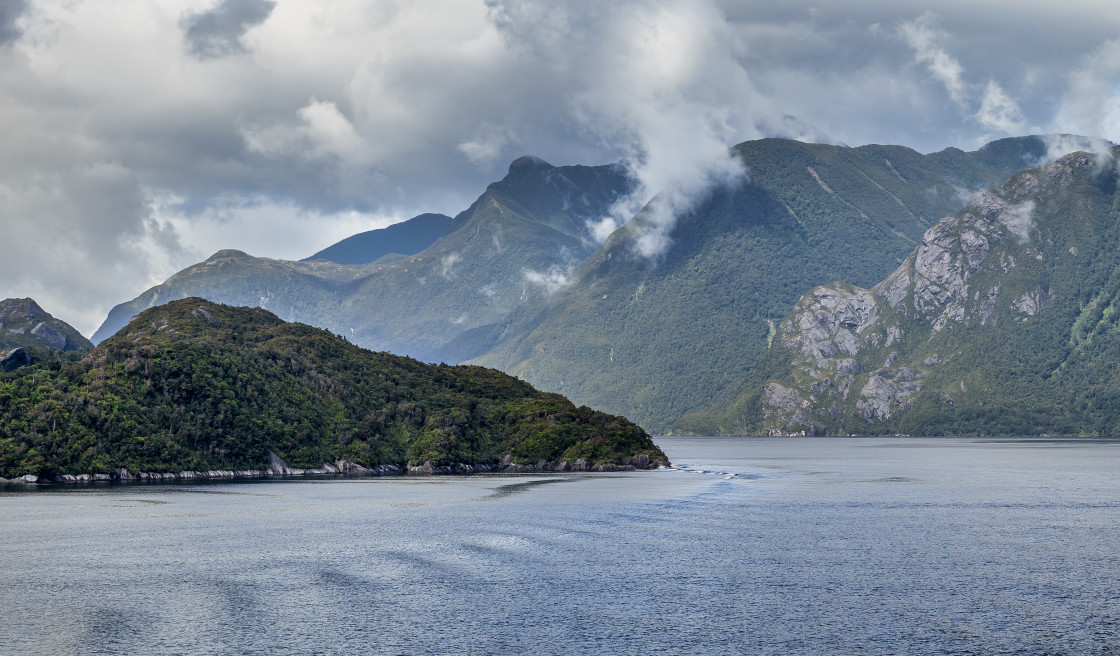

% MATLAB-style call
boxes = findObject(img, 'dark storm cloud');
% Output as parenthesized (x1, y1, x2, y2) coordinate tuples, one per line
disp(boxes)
(181, 0, 276, 60)
(0, 0, 28, 45)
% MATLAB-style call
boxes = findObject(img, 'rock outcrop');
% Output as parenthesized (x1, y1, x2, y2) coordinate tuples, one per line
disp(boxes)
(758, 150, 1114, 435)
(1, 348, 30, 372)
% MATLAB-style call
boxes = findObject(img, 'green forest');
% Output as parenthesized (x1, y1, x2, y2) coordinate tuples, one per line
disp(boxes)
(0, 299, 665, 479)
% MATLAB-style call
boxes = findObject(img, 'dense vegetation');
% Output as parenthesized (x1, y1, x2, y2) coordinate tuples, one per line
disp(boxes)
(473, 137, 1056, 431)
(0, 300, 665, 478)
(89, 136, 1074, 432)
(687, 148, 1120, 436)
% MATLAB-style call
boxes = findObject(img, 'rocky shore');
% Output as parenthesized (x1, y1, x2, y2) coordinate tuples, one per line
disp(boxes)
(0, 452, 668, 485)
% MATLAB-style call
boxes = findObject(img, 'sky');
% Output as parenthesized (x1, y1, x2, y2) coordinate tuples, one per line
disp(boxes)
(2, 0, 1120, 336)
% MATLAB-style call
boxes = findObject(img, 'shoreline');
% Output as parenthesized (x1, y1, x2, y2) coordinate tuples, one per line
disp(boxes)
(0, 453, 669, 486)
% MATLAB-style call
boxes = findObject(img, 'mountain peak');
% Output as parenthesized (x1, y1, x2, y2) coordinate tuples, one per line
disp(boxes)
(507, 155, 553, 177)
(0, 297, 92, 355)
(206, 249, 252, 261)
(0, 298, 47, 321)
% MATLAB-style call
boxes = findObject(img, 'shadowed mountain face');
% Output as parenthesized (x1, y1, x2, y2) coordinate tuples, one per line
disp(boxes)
(469, 137, 1060, 432)
(90, 157, 635, 353)
(683, 149, 1120, 436)
(0, 298, 92, 354)
(1, 299, 665, 479)
(303, 213, 452, 265)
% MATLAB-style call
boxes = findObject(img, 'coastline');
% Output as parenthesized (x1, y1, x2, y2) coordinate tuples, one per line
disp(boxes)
(0, 453, 668, 486)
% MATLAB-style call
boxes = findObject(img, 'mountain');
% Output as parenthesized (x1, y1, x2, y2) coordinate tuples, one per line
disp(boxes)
(0, 298, 92, 356)
(685, 148, 1120, 435)
(90, 251, 375, 344)
(468, 136, 1061, 432)
(0, 299, 666, 480)
(303, 213, 452, 265)
(91, 157, 634, 360)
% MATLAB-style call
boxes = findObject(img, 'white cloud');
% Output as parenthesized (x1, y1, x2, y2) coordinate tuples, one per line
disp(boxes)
(1052, 38, 1120, 144)
(977, 79, 1027, 134)
(441, 252, 462, 279)
(898, 12, 968, 109)
(523, 265, 571, 296)
(458, 122, 514, 166)
(2, 0, 1120, 333)
(491, 0, 756, 256)
(899, 12, 1030, 141)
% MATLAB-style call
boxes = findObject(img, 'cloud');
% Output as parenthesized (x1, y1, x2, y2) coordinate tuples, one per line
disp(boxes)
(0, 0, 28, 45)
(4, 0, 1120, 335)
(488, 0, 756, 257)
(1053, 38, 1120, 145)
(181, 0, 276, 60)
(1004, 200, 1035, 242)
(1034, 134, 1114, 169)
(899, 12, 1029, 140)
(977, 79, 1027, 134)
(522, 265, 571, 296)
(459, 123, 515, 166)
(898, 12, 968, 109)
(441, 252, 462, 279)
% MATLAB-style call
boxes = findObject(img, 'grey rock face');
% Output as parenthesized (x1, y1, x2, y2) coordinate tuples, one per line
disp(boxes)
(1, 347, 30, 372)
(191, 306, 218, 325)
(31, 322, 66, 350)
(856, 374, 921, 421)
(758, 151, 1109, 435)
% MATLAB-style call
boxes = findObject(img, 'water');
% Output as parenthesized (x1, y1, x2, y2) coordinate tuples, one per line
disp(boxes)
(2, 437, 1120, 655)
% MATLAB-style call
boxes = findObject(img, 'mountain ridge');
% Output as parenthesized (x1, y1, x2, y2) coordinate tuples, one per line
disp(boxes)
(681, 148, 1120, 435)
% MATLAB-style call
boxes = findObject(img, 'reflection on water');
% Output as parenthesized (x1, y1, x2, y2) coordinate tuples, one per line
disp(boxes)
(3, 437, 1120, 655)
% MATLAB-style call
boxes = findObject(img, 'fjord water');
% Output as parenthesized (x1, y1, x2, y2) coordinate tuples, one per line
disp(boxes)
(3, 438, 1119, 655)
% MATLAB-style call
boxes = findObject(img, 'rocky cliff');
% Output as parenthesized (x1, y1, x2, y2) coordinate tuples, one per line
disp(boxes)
(739, 149, 1120, 435)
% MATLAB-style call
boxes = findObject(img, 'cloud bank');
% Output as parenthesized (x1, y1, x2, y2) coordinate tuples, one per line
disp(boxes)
(1, 0, 1119, 333)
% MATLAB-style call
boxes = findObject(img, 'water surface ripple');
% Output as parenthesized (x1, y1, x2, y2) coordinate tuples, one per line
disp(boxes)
(2, 437, 1119, 655)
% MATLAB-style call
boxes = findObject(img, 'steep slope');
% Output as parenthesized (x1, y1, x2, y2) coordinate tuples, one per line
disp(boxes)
(92, 157, 634, 356)
(0, 299, 666, 479)
(303, 213, 452, 264)
(0, 298, 92, 354)
(470, 136, 1059, 432)
(698, 149, 1120, 435)
(340, 157, 633, 360)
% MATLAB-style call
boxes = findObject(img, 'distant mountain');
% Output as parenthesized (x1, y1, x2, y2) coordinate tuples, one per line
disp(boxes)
(303, 213, 452, 265)
(91, 156, 634, 355)
(1, 299, 666, 480)
(0, 298, 92, 358)
(90, 252, 373, 344)
(682, 148, 1120, 435)
(469, 136, 1061, 432)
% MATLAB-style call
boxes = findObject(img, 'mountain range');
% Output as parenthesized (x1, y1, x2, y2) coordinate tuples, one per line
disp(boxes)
(87, 134, 1110, 434)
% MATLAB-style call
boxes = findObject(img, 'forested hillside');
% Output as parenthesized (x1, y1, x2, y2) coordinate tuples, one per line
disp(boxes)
(1, 299, 665, 479)
(472, 137, 1057, 431)
(683, 149, 1120, 435)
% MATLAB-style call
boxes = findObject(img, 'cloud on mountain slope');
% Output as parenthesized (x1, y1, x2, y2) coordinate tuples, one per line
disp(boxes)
(0, 0, 1119, 333)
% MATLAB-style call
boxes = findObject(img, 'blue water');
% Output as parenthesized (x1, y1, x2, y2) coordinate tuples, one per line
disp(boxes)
(2, 437, 1120, 655)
